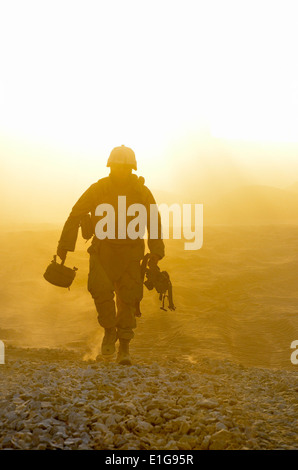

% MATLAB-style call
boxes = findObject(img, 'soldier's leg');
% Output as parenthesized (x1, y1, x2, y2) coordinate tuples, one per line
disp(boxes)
(115, 298, 137, 341)
(87, 251, 117, 355)
(115, 260, 143, 363)
(87, 251, 116, 328)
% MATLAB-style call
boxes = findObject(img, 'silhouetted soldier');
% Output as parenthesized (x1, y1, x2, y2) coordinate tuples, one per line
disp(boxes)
(57, 146, 165, 365)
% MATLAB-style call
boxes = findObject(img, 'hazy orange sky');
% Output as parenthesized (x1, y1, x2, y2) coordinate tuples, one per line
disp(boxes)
(1, 1, 298, 225)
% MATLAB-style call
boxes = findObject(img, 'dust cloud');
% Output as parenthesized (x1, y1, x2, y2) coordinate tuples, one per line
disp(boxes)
(0, 224, 297, 371)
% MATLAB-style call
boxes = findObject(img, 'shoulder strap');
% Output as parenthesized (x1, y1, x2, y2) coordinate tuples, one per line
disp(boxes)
(131, 174, 147, 205)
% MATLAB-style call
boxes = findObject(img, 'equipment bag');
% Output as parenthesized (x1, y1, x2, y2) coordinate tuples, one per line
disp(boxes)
(43, 255, 78, 289)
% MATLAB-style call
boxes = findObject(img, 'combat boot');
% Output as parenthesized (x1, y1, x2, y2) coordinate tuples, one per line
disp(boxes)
(117, 339, 132, 365)
(101, 327, 117, 356)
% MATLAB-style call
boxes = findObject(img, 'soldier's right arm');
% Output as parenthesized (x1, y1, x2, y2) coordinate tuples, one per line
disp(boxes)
(57, 183, 97, 253)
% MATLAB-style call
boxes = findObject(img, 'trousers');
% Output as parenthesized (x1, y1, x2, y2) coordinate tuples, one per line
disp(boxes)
(87, 241, 144, 340)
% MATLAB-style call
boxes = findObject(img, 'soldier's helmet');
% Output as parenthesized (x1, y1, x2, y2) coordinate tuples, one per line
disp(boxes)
(107, 145, 137, 171)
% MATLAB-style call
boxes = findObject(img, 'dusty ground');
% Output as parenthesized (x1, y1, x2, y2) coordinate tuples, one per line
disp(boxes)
(0, 346, 297, 450)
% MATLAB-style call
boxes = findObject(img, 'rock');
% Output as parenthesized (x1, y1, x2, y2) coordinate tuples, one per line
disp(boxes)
(179, 420, 191, 434)
(37, 419, 53, 430)
(200, 435, 211, 450)
(215, 422, 227, 432)
(5, 411, 18, 423)
(209, 430, 234, 450)
(125, 418, 138, 431)
(228, 398, 237, 405)
(15, 421, 25, 432)
(102, 431, 114, 446)
(164, 439, 178, 450)
(177, 440, 192, 450)
(54, 430, 68, 439)
(40, 402, 52, 409)
(92, 422, 109, 434)
(64, 437, 82, 447)
(113, 435, 128, 448)
(196, 399, 219, 409)
(105, 415, 117, 427)
(146, 408, 161, 422)
(178, 435, 197, 449)
(134, 420, 154, 434)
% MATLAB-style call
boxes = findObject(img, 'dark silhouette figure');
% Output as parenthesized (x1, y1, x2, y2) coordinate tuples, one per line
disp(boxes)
(57, 146, 164, 364)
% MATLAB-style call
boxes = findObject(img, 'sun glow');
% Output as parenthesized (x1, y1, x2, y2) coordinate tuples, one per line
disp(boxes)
(1, 0, 298, 224)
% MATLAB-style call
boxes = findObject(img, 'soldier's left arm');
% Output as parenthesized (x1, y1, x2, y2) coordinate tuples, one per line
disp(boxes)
(57, 183, 97, 253)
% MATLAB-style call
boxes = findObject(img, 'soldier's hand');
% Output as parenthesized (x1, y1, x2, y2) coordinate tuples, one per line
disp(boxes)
(57, 247, 67, 263)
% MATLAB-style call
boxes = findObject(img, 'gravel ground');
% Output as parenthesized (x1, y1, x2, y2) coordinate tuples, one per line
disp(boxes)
(0, 347, 297, 450)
